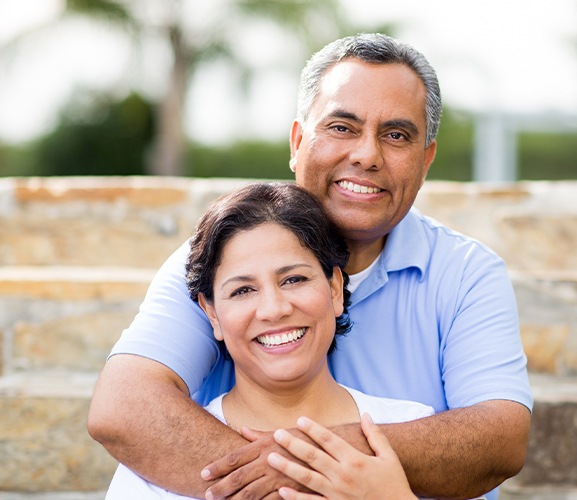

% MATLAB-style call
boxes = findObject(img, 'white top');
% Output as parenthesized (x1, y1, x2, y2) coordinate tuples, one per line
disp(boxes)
(106, 385, 434, 499)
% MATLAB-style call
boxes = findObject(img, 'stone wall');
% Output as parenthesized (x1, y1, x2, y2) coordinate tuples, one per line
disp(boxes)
(0, 177, 576, 496)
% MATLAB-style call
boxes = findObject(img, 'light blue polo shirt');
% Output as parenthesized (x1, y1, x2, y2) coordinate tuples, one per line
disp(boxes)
(110, 207, 532, 499)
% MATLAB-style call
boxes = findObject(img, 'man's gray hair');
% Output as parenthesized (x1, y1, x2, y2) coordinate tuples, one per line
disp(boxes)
(297, 33, 442, 147)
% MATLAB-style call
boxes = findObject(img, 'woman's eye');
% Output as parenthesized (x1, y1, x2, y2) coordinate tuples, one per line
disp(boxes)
(230, 286, 254, 297)
(283, 275, 308, 286)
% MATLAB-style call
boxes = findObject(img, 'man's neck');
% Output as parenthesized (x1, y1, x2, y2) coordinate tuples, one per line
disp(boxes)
(344, 236, 387, 275)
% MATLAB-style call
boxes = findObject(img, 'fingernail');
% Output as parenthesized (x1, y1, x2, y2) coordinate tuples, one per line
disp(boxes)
(273, 428, 286, 441)
(201, 468, 211, 480)
(268, 452, 281, 466)
(362, 412, 374, 424)
(296, 416, 308, 428)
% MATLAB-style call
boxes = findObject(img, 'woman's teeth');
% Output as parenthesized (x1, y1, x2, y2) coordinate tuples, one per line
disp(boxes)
(256, 328, 306, 348)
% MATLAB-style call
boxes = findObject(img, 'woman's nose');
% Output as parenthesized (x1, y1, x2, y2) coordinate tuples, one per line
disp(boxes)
(255, 287, 293, 321)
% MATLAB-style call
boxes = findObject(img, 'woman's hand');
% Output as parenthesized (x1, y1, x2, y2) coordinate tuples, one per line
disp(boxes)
(268, 413, 417, 500)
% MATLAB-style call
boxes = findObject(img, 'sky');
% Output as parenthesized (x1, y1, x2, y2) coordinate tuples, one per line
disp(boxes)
(0, 0, 576, 145)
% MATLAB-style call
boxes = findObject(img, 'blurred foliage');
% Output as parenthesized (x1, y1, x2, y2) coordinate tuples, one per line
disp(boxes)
(1, 91, 576, 181)
(1, 92, 154, 177)
(518, 132, 577, 180)
(187, 141, 292, 180)
(429, 108, 474, 181)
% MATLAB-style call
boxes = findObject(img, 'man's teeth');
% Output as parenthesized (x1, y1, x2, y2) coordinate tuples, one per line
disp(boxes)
(257, 328, 306, 348)
(338, 181, 382, 194)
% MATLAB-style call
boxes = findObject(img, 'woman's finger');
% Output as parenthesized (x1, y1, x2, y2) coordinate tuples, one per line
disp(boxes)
(267, 450, 328, 492)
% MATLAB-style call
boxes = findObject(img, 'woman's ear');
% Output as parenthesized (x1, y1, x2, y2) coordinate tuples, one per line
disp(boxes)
(198, 293, 223, 341)
(330, 267, 345, 317)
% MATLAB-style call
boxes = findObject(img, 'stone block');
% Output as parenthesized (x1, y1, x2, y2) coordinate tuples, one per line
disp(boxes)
(521, 324, 570, 374)
(12, 310, 138, 372)
(514, 375, 577, 487)
(0, 267, 153, 372)
(513, 273, 577, 376)
(0, 373, 117, 492)
(0, 177, 251, 267)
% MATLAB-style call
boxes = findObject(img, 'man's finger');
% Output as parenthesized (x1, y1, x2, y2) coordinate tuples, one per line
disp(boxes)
(205, 462, 266, 498)
(202, 443, 260, 481)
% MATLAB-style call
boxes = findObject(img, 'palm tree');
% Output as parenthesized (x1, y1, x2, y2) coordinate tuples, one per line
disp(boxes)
(59, 0, 350, 176)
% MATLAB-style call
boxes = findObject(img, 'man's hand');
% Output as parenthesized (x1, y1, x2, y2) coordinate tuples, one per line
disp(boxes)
(202, 428, 315, 499)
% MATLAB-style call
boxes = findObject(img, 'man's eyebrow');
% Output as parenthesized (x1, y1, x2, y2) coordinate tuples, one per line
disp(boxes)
(327, 109, 363, 122)
(383, 119, 420, 137)
(326, 111, 420, 137)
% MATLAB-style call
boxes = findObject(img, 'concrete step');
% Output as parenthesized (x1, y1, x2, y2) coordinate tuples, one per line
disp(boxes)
(0, 265, 575, 378)
(505, 374, 577, 495)
(0, 266, 154, 374)
(0, 494, 105, 500)
(0, 372, 575, 494)
(0, 176, 248, 268)
(0, 372, 117, 492)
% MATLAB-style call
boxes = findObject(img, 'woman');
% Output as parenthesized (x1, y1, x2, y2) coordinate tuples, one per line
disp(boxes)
(106, 182, 433, 499)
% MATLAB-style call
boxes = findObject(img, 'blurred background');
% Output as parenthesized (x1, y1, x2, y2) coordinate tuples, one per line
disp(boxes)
(1, 0, 576, 181)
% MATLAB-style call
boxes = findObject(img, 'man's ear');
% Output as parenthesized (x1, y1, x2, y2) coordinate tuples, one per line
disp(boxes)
(198, 294, 223, 341)
(420, 140, 437, 187)
(289, 119, 303, 173)
(330, 267, 345, 318)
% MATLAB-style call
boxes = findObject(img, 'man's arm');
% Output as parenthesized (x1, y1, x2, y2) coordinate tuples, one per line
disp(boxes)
(370, 400, 529, 498)
(87, 354, 248, 497)
(204, 399, 530, 499)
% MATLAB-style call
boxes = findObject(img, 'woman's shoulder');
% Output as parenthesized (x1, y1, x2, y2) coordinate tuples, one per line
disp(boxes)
(342, 385, 435, 424)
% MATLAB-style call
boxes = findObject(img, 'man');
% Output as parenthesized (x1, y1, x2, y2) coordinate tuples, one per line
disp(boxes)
(88, 33, 532, 499)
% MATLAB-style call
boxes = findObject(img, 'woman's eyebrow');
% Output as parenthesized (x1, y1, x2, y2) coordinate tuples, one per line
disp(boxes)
(275, 263, 313, 275)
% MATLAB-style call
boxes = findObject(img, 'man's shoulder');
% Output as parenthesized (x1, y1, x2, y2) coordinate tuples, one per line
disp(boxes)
(407, 208, 501, 261)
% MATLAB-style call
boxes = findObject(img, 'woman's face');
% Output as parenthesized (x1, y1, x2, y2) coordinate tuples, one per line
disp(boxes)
(199, 223, 344, 392)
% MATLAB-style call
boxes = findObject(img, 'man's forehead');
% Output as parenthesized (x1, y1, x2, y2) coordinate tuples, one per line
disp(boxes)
(312, 60, 427, 119)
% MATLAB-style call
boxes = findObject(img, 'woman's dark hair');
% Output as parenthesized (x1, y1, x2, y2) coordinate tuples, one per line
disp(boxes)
(185, 182, 351, 353)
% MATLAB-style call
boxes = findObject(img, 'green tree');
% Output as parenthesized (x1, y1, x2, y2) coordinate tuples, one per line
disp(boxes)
(29, 91, 154, 176)
(58, 0, 350, 176)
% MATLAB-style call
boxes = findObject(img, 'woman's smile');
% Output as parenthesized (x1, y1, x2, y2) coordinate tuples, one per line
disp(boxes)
(255, 327, 308, 348)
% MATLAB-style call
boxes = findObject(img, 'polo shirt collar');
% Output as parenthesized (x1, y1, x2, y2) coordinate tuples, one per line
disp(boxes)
(350, 208, 430, 306)
(382, 207, 429, 278)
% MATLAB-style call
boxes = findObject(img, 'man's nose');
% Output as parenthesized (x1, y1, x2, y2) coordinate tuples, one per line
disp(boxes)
(349, 134, 383, 170)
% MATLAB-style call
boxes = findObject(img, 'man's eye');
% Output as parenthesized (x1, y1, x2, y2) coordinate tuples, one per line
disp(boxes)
(331, 125, 350, 133)
(388, 131, 406, 140)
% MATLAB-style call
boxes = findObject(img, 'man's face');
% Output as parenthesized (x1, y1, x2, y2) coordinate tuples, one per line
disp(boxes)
(290, 60, 437, 248)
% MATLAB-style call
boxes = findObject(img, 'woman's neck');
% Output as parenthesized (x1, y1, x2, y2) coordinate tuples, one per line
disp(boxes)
(222, 366, 359, 432)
